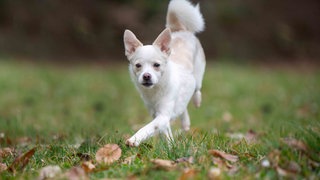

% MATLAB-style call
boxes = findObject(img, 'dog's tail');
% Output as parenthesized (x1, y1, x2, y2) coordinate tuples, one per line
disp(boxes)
(166, 0, 205, 33)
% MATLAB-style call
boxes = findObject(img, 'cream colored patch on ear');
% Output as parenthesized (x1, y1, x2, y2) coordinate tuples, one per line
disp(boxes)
(153, 28, 171, 56)
(123, 30, 143, 57)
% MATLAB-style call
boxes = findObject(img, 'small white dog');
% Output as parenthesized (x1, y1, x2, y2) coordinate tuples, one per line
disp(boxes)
(123, 0, 206, 147)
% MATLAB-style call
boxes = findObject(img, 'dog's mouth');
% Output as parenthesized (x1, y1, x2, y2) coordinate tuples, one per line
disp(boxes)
(142, 82, 154, 87)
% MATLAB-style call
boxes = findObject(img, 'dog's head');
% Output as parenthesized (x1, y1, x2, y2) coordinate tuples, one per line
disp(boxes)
(123, 28, 171, 89)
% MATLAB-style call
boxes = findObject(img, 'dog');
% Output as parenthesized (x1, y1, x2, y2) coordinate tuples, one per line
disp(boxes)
(123, 0, 206, 147)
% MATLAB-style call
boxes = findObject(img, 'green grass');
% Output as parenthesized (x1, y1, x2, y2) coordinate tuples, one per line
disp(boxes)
(0, 60, 319, 179)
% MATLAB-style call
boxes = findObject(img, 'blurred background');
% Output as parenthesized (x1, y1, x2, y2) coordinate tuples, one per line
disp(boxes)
(0, 0, 319, 63)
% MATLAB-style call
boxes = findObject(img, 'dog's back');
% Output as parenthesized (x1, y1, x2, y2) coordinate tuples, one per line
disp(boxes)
(166, 0, 206, 108)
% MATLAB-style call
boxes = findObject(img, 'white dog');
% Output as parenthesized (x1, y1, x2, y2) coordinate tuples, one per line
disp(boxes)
(123, 0, 206, 147)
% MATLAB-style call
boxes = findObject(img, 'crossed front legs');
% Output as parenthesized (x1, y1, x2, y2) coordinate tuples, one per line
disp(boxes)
(126, 115, 173, 147)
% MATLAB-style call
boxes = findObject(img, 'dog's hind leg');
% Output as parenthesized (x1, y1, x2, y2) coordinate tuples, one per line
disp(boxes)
(193, 90, 202, 108)
(180, 110, 191, 131)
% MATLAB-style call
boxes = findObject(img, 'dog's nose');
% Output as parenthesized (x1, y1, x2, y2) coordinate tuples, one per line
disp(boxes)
(143, 73, 151, 81)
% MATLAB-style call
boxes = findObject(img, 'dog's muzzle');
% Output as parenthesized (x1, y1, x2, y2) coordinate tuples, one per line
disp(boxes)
(142, 73, 153, 87)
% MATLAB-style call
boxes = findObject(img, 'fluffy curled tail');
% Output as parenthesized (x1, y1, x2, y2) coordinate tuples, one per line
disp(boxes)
(166, 0, 205, 33)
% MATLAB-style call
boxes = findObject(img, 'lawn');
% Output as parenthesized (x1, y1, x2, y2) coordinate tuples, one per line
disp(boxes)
(0, 59, 319, 179)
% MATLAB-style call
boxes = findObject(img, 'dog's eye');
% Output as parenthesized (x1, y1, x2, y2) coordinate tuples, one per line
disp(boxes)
(135, 63, 142, 68)
(153, 63, 160, 68)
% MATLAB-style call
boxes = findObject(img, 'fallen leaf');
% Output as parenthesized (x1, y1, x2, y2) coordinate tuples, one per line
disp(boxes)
(63, 167, 88, 180)
(179, 168, 198, 180)
(0, 163, 7, 173)
(175, 156, 194, 164)
(122, 155, 136, 165)
(95, 144, 121, 165)
(212, 157, 238, 174)
(8, 147, 36, 174)
(212, 157, 225, 169)
(228, 130, 260, 145)
(276, 166, 296, 177)
(151, 159, 177, 171)
(209, 149, 239, 163)
(267, 149, 280, 166)
(38, 165, 62, 180)
(0, 147, 15, 158)
(81, 161, 96, 173)
(227, 165, 239, 175)
(285, 161, 301, 174)
(208, 167, 221, 180)
(281, 137, 308, 152)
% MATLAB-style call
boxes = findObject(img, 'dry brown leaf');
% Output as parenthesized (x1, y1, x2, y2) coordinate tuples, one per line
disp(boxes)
(0, 163, 7, 173)
(209, 149, 239, 163)
(208, 167, 221, 180)
(276, 166, 296, 177)
(227, 165, 239, 175)
(8, 147, 36, 174)
(0, 147, 15, 158)
(286, 161, 301, 174)
(95, 144, 121, 165)
(81, 161, 96, 173)
(151, 159, 177, 171)
(63, 167, 88, 180)
(212, 157, 238, 174)
(179, 168, 198, 180)
(212, 157, 225, 169)
(38, 165, 62, 180)
(281, 137, 308, 152)
(267, 149, 281, 167)
(175, 156, 194, 164)
(122, 155, 136, 165)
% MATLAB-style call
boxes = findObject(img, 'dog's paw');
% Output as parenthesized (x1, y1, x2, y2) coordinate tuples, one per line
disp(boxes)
(125, 138, 140, 147)
(193, 90, 202, 108)
(182, 125, 190, 131)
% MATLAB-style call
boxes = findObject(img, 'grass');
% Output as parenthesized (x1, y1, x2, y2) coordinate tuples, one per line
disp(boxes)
(0, 59, 319, 179)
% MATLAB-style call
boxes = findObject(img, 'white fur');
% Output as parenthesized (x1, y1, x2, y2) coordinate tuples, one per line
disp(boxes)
(166, 0, 205, 33)
(123, 0, 206, 146)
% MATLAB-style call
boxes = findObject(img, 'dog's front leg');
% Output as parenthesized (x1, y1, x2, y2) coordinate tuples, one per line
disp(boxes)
(126, 115, 171, 147)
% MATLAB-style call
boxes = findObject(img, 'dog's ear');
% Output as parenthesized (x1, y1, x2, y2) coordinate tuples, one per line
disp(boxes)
(124, 30, 143, 57)
(153, 28, 171, 56)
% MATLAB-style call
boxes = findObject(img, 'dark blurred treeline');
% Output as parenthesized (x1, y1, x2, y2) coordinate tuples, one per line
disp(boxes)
(0, 0, 319, 62)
